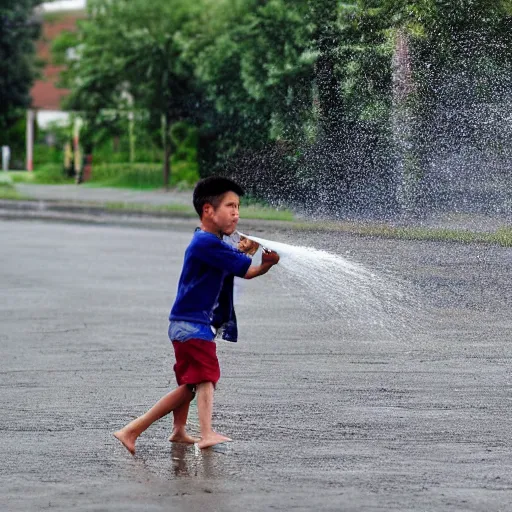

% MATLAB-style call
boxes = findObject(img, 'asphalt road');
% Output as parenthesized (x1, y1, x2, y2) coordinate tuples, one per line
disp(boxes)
(1, 218, 511, 511)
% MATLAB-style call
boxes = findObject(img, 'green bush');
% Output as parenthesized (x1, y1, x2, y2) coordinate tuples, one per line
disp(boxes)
(86, 161, 199, 189)
(33, 144, 64, 165)
(22, 119, 200, 189)
(170, 122, 198, 164)
(21, 160, 199, 190)
(3, 115, 27, 169)
(90, 137, 163, 165)
(170, 161, 199, 188)
(32, 163, 74, 184)
(90, 123, 163, 165)
(87, 163, 163, 188)
(92, 141, 130, 165)
(0, 172, 14, 188)
(7, 171, 34, 183)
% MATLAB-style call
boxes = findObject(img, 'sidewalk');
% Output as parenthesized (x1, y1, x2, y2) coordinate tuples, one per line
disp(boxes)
(1, 182, 511, 235)
(15, 183, 193, 206)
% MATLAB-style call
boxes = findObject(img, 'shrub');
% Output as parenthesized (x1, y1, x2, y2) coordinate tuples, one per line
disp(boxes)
(86, 161, 199, 189)
(0, 172, 14, 188)
(33, 144, 64, 165)
(33, 163, 74, 184)
(86, 163, 163, 188)
(170, 161, 199, 188)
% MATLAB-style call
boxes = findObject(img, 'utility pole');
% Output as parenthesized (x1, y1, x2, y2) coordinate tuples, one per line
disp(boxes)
(26, 109, 35, 171)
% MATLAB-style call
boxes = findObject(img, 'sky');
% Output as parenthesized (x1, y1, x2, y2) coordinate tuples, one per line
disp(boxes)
(42, 0, 86, 12)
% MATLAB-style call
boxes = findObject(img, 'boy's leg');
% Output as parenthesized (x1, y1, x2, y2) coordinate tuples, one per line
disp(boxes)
(169, 387, 199, 443)
(114, 384, 193, 455)
(196, 381, 232, 449)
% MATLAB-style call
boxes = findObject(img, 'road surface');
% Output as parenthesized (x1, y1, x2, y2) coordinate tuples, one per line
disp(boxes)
(1, 218, 511, 511)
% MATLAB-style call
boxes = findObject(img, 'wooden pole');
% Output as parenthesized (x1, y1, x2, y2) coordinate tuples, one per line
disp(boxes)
(26, 109, 34, 171)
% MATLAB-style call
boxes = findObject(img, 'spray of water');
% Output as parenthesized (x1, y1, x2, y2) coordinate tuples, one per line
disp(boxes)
(240, 233, 419, 341)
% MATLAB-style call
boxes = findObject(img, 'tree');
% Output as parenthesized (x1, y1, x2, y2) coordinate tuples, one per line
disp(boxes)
(55, 0, 203, 187)
(188, 1, 397, 210)
(0, 0, 42, 132)
(182, 0, 317, 196)
(54, 0, 512, 212)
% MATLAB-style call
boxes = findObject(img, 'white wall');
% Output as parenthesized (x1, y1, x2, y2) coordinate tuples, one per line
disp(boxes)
(42, 0, 86, 12)
(37, 111, 70, 129)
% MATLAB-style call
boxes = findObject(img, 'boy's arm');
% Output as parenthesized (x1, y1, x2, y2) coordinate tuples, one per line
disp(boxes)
(244, 249, 279, 280)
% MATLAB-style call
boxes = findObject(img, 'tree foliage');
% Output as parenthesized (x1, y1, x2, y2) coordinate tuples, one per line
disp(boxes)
(55, 0, 203, 186)
(0, 0, 42, 132)
(54, 0, 512, 212)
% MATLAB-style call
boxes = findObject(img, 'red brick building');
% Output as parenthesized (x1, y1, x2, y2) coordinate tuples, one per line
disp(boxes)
(26, 2, 86, 169)
(31, 12, 84, 112)
(31, 4, 85, 120)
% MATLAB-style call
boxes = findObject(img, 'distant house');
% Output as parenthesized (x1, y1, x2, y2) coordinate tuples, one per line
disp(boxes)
(31, 1, 86, 127)
(26, 1, 86, 169)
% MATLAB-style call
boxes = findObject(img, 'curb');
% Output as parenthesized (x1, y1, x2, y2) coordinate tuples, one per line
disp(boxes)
(1, 198, 511, 245)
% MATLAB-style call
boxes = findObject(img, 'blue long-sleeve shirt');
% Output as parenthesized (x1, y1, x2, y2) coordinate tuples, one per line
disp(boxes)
(169, 229, 251, 343)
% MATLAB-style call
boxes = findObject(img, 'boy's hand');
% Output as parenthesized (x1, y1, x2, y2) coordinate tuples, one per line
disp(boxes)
(262, 248, 280, 265)
(244, 249, 279, 279)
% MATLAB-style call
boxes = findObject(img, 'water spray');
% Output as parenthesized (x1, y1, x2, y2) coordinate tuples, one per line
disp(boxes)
(233, 231, 420, 341)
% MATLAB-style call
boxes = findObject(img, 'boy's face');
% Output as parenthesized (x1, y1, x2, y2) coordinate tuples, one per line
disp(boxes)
(204, 191, 240, 235)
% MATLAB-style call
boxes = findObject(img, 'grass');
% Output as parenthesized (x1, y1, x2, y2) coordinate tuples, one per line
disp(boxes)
(8, 162, 198, 190)
(0, 172, 25, 199)
(494, 226, 512, 247)
(291, 219, 512, 247)
(84, 163, 164, 189)
(8, 166, 74, 185)
(7, 171, 35, 183)
(104, 201, 195, 216)
(101, 201, 295, 221)
(84, 162, 199, 190)
(239, 204, 294, 221)
(97, 201, 511, 245)
(0, 188, 25, 200)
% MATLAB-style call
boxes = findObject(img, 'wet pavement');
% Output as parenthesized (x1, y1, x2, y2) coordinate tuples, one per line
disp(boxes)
(1, 218, 511, 511)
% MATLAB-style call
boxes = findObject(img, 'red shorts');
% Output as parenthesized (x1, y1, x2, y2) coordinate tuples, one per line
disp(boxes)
(172, 339, 220, 387)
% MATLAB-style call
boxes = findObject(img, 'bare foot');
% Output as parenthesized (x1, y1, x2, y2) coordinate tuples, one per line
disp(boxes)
(197, 432, 232, 449)
(168, 429, 199, 444)
(113, 429, 137, 455)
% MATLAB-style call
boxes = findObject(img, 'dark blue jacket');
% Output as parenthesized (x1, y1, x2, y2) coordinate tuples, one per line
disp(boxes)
(211, 273, 238, 342)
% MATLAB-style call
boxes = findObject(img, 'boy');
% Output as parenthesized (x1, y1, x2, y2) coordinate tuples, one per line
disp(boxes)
(114, 176, 279, 454)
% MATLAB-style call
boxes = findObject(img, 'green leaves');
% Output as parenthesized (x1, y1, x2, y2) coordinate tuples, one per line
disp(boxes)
(0, 0, 42, 130)
(48, 0, 512, 204)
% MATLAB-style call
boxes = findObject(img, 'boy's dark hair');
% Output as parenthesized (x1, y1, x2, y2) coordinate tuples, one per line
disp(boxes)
(193, 176, 245, 217)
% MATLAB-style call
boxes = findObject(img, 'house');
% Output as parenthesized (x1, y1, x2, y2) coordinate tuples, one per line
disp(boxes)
(26, 0, 86, 170)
